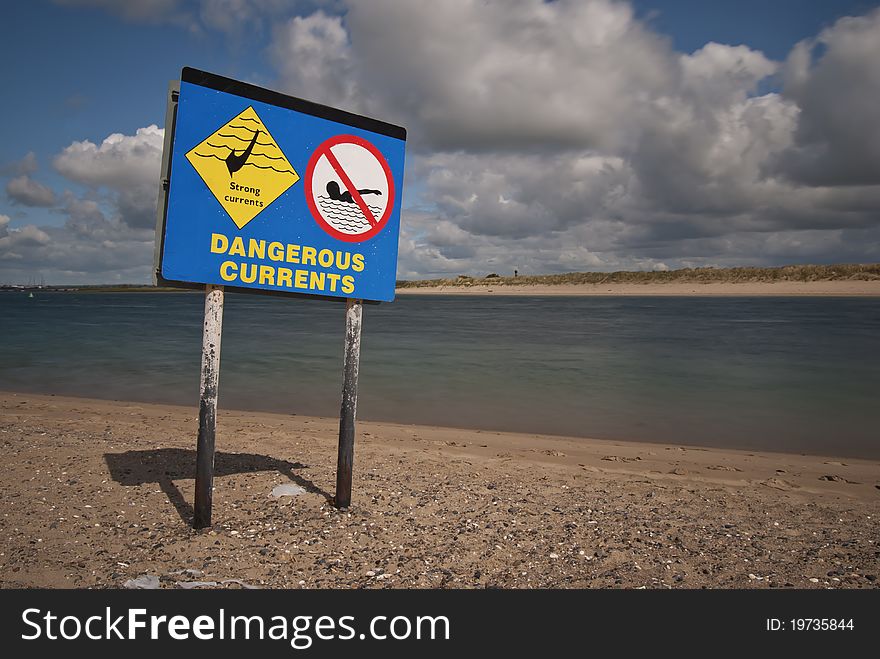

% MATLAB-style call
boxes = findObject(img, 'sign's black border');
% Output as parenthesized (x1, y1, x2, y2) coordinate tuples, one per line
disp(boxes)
(153, 67, 405, 303)
(181, 67, 406, 141)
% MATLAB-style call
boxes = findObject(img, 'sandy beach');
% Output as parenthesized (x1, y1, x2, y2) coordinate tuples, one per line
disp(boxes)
(396, 280, 880, 296)
(1, 392, 877, 589)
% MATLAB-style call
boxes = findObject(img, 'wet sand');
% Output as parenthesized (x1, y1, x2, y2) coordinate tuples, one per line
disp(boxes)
(1, 392, 877, 589)
(396, 280, 880, 296)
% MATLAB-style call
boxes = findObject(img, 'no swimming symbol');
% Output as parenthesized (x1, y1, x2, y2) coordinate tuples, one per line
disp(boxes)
(305, 135, 395, 243)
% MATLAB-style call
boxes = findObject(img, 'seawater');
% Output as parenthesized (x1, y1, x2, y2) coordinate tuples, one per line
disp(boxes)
(1, 292, 878, 458)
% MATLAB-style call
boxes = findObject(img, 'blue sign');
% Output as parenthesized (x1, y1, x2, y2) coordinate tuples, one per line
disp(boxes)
(157, 68, 406, 302)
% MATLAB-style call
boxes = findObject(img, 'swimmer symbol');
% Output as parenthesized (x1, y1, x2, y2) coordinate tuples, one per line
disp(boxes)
(326, 180, 382, 204)
(226, 130, 259, 176)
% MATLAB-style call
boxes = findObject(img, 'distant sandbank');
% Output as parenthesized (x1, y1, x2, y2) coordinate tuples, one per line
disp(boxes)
(396, 280, 880, 296)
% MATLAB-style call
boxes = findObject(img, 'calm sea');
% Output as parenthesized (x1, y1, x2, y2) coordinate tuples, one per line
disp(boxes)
(1, 292, 878, 458)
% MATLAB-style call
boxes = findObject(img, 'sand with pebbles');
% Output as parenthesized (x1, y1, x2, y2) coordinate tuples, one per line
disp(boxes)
(1, 392, 877, 589)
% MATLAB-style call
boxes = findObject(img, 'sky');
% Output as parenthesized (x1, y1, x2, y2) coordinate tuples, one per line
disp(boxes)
(1, 0, 879, 285)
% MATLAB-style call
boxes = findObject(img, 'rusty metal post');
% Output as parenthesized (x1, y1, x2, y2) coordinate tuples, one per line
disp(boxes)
(335, 298, 363, 509)
(194, 284, 225, 528)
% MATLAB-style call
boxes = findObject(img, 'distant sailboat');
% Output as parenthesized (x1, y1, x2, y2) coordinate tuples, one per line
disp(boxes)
(28, 292, 34, 298)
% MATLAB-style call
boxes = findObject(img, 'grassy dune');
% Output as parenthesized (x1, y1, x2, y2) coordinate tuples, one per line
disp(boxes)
(396, 263, 880, 289)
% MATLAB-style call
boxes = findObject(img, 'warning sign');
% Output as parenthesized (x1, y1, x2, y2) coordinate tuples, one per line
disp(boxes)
(185, 106, 299, 229)
(159, 67, 406, 302)
(305, 135, 395, 243)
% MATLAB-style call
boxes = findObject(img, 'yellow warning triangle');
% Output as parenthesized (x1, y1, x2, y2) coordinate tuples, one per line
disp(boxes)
(186, 106, 300, 229)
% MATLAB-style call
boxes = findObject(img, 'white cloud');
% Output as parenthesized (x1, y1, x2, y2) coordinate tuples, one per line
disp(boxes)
(275, 0, 679, 153)
(679, 42, 777, 106)
(53, 125, 165, 228)
(780, 8, 880, 186)
(53, 125, 164, 190)
(0, 214, 52, 268)
(200, 0, 259, 33)
(0, 125, 166, 284)
(417, 151, 631, 239)
(6, 175, 57, 207)
(270, 11, 359, 110)
(199, 0, 322, 37)
(0, 196, 155, 285)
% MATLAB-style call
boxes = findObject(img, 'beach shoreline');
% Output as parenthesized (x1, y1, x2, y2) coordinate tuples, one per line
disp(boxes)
(396, 280, 880, 296)
(1, 392, 877, 589)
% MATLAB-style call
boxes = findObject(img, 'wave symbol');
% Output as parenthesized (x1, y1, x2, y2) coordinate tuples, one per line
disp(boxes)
(216, 132, 274, 146)
(317, 195, 382, 233)
(190, 152, 296, 175)
(206, 143, 286, 160)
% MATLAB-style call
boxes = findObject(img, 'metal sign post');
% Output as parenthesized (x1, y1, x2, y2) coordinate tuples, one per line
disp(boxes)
(194, 284, 224, 528)
(335, 298, 363, 509)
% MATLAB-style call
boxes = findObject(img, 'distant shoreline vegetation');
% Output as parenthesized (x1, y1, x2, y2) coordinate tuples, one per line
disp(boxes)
(2, 263, 879, 292)
(396, 263, 880, 289)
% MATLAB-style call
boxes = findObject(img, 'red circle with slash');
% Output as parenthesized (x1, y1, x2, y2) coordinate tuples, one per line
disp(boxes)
(305, 134, 395, 243)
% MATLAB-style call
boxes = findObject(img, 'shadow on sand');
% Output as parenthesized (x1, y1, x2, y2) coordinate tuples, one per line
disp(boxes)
(104, 448, 330, 525)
